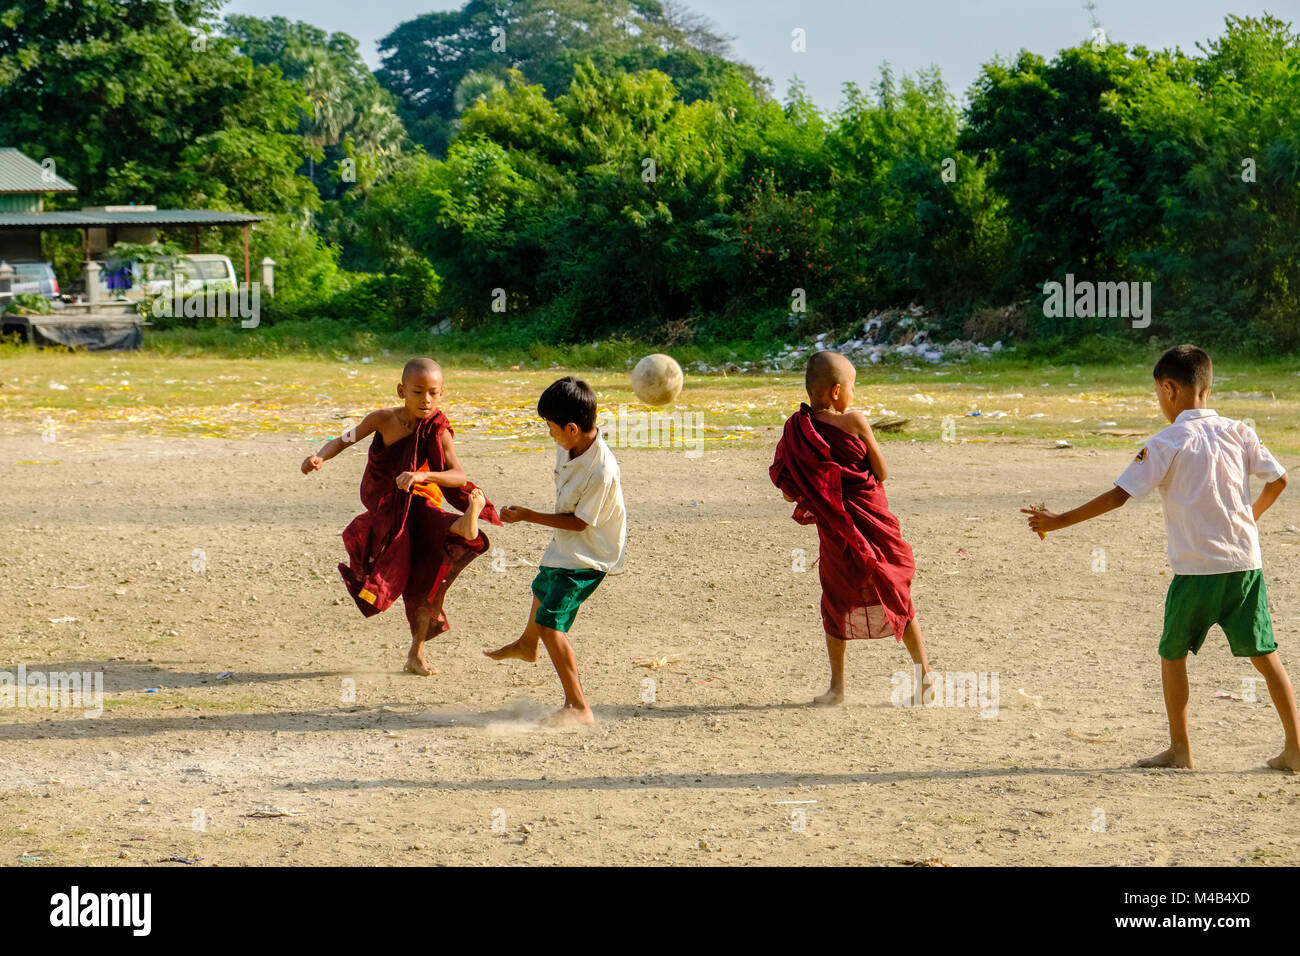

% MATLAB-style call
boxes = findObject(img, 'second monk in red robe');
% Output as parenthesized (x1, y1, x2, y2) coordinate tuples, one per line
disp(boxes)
(770, 350, 934, 706)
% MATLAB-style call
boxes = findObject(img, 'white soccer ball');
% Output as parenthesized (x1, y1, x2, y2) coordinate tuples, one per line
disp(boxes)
(630, 353, 684, 406)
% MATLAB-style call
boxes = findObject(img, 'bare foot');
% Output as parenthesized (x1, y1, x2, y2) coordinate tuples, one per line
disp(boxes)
(450, 487, 486, 540)
(404, 653, 436, 676)
(812, 686, 845, 706)
(483, 638, 538, 663)
(540, 705, 594, 727)
(1266, 748, 1300, 771)
(1136, 747, 1193, 769)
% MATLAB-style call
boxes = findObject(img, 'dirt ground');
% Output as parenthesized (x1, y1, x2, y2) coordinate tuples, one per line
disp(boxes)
(3, 414, 1300, 866)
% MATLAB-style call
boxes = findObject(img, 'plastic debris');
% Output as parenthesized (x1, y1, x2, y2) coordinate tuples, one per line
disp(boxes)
(694, 308, 1013, 374)
(635, 656, 683, 669)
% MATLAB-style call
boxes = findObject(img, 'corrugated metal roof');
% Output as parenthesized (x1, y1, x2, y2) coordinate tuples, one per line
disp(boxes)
(0, 210, 267, 228)
(0, 148, 77, 193)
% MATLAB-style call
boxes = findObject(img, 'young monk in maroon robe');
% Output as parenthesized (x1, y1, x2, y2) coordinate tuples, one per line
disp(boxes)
(770, 350, 933, 705)
(301, 357, 500, 676)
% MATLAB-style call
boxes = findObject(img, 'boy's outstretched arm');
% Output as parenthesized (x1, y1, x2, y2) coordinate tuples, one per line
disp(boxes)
(1022, 485, 1131, 535)
(499, 506, 587, 531)
(301, 410, 381, 474)
(1254, 472, 1288, 522)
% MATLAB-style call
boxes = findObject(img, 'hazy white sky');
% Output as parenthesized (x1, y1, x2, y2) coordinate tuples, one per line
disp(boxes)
(221, 0, 1296, 109)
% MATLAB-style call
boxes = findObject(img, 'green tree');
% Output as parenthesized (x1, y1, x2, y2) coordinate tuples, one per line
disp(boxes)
(960, 40, 1169, 288)
(0, 0, 315, 214)
(223, 15, 408, 196)
(827, 67, 1011, 316)
(377, 0, 768, 155)
(1115, 15, 1300, 347)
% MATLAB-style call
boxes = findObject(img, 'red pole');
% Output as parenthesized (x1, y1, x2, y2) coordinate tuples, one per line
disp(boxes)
(243, 225, 250, 283)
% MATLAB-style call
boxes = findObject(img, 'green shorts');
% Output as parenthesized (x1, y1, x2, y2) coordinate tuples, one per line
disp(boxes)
(531, 565, 606, 633)
(1160, 570, 1276, 660)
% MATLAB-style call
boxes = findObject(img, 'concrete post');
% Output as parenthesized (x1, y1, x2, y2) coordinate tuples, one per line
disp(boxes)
(260, 257, 276, 297)
(84, 261, 101, 306)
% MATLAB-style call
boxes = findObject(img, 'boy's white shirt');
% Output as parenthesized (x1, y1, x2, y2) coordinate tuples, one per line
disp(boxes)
(1114, 408, 1286, 575)
(540, 430, 627, 572)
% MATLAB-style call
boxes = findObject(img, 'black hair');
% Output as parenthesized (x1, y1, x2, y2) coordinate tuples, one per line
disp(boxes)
(1153, 344, 1212, 394)
(402, 357, 442, 381)
(537, 376, 597, 431)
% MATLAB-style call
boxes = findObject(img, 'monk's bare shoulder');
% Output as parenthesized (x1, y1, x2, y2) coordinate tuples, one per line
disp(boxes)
(812, 408, 870, 440)
(844, 409, 874, 439)
(366, 407, 407, 445)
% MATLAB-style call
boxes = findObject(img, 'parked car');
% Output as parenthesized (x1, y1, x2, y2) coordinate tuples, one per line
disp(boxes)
(145, 254, 238, 296)
(6, 260, 60, 299)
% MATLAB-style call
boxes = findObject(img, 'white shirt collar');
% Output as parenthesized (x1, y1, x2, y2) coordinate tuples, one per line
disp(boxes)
(1174, 408, 1216, 423)
(561, 430, 602, 467)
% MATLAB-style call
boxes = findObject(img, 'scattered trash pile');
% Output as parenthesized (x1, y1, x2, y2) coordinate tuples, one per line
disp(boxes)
(688, 306, 1008, 374)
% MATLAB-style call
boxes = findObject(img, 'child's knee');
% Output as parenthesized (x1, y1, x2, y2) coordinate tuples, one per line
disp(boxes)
(1250, 651, 1278, 672)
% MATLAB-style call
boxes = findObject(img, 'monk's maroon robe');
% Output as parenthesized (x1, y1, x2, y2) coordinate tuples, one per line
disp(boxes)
(770, 404, 916, 641)
(338, 408, 500, 637)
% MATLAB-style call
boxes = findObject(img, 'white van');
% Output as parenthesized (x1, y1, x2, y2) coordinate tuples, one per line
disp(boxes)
(145, 254, 239, 296)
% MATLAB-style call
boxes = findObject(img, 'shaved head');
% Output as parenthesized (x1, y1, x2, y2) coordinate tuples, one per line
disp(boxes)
(805, 350, 855, 401)
(402, 357, 443, 382)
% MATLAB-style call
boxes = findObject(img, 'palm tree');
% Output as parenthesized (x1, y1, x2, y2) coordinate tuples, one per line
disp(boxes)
(294, 47, 355, 183)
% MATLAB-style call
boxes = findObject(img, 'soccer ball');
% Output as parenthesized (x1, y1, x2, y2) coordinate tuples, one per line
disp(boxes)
(631, 353, 683, 406)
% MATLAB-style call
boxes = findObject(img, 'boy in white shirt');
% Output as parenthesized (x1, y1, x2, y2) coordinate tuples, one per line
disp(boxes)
(484, 376, 626, 726)
(1024, 345, 1300, 771)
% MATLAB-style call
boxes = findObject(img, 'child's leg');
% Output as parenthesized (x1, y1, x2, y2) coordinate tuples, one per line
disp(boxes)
(447, 488, 485, 540)
(482, 597, 542, 662)
(902, 616, 931, 674)
(1137, 657, 1193, 768)
(813, 635, 847, 706)
(537, 624, 593, 726)
(405, 610, 437, 676)
(1248, 652, 1300, 770)
(902, 615, 934, 705)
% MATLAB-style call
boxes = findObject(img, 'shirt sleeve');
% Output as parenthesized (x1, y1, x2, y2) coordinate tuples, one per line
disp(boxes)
(573, 463, 618, 528)
(1243, 424, 1288, 481)
(1114, 434, 1175, 499)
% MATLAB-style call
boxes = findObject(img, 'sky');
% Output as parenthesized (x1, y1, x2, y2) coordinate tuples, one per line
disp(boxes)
(221, 0, 1297, 110)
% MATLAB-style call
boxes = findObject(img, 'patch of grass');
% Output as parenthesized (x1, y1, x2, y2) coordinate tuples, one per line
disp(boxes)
(98, 691, 263, 713)
(1, 342, 1297, 456)
(170, 692, 264, 712)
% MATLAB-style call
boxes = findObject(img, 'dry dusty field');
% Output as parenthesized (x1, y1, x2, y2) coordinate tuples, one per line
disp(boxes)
(2, 355, 1300, 866)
